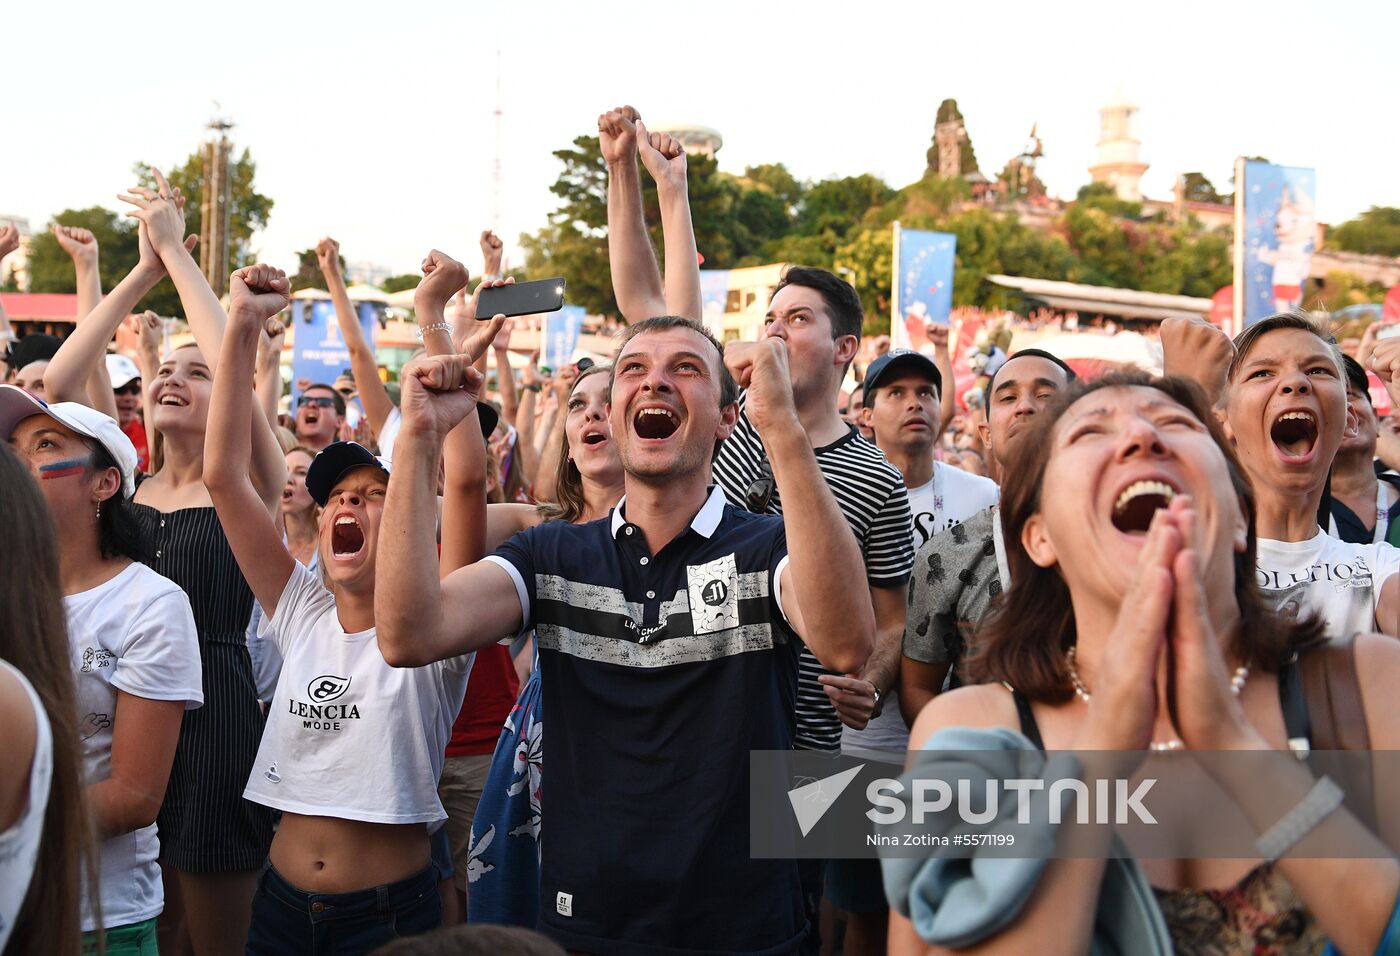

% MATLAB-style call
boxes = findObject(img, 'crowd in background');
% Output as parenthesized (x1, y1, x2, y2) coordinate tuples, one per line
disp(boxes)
(1, 102, 1399, 956)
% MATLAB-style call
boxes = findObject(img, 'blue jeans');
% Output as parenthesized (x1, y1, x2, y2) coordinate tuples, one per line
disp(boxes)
(246, 862, 441, 955)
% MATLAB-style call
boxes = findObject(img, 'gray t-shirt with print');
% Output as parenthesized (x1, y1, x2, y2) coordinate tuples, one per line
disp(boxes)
(902, 506, 1004, 686)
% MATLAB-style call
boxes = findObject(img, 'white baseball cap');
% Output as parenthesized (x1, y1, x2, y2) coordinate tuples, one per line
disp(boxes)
(106, 353, 142, 390)
(0, 385, 139, 497)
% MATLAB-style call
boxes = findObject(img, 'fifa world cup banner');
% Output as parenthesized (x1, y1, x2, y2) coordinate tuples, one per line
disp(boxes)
(291, 298, 379, 405)
(891, 224, 957, 352)
(1234, 160, 1317, 327)
(544, 305, 586, 371)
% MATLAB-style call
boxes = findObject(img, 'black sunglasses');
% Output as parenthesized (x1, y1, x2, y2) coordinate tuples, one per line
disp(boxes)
(744, 460, 775, 513)
(297, 395, 338, 409)
(114, 382, 141, 396)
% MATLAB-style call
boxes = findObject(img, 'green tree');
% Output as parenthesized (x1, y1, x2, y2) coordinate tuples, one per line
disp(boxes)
(1061, 202, 1148, 288)
(288, 247, 347, 293)
(523, 134, 795, 315)
(1329, 207, 1400, 257)
(798, 174, 894, 239)
(833, 227, 893, 330)
(135, 147, 274, 270)
(26, 208, 185, 315)
(1179, 172, 1224, 205)
(1075, 182, 1143, 219)
(381, 274, 420, 294)
(1307, 270, 1387, 312)
(741, 163, 804, 213)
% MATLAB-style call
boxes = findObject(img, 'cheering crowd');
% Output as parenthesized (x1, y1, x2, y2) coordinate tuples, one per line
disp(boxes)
(1, 103, 1399, 956)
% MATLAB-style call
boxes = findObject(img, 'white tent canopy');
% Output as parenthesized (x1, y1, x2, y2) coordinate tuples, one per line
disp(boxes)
(1013, 330, 1163, 372)
(987, 274, 1211, 322)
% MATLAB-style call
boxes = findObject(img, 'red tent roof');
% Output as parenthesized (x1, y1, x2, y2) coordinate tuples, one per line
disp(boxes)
(0, 293, 79, 323)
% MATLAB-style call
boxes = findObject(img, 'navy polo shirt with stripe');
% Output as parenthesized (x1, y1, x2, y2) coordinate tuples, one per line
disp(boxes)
(485, 485, 806, 956)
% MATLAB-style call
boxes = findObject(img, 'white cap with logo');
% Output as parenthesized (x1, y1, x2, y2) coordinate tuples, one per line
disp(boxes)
(106, 353, 142, 390)
(0, 385, 140, 497)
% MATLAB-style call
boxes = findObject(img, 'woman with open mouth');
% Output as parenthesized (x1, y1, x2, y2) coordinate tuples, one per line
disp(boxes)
(202, 261, 494, 954)
(1220, 312, 1400, 637)
(464, 359, 625, 928)
(42, 172, 285, 954)
(885, 370, 1400, 956)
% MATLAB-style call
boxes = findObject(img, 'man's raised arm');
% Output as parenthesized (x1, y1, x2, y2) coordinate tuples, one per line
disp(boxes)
(636, 119, 702, 322)
(377, 254, 522, 668)
(738, 338, 874, 674)
(601, 106, 665, 323)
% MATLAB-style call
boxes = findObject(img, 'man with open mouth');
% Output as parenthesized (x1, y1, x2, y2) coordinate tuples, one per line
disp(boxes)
(293, 383, 346, 453)
(378, 314, 875, 956)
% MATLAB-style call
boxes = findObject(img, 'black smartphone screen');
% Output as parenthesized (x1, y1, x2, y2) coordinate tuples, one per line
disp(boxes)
(477, 278, 567, 320)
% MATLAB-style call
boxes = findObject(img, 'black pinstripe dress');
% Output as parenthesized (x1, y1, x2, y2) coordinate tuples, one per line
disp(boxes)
(131, 503, 274, 872)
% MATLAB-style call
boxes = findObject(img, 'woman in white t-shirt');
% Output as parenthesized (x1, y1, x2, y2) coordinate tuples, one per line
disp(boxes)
(204, 265, 485, 954)
(0, 442, 94, 956)
(1220, 312, 1400, 637)
(0, 389, 202, 955)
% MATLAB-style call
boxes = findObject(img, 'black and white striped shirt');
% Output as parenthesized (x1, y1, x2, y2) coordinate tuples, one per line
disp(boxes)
(713, 394, 914, 751)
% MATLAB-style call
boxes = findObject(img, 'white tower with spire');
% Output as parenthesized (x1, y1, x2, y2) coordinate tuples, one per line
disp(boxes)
(1088, 90, 1149, 201)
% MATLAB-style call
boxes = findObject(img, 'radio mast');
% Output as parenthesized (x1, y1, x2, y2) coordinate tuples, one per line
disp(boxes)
(200, 112, 235, 297)
(492, 49, 503, 232)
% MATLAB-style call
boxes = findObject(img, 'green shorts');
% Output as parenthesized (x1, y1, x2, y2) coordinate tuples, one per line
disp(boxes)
(83, 916, 159, 956)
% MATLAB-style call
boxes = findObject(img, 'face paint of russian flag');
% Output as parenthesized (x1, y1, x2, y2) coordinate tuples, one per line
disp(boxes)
(39, 457, 90, 480)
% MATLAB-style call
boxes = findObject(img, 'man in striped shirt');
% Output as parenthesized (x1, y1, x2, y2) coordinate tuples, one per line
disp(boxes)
(713, 268, 915, 753)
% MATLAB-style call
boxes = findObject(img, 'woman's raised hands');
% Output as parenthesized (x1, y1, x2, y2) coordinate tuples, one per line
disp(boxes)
(119, 168, 197, 268)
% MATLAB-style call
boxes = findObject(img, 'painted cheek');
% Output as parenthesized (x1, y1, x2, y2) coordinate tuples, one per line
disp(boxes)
(39, 457, 90, 479)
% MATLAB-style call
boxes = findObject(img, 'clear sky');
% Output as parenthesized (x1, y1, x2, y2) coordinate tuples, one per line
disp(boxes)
(8, 0, 1397, 279)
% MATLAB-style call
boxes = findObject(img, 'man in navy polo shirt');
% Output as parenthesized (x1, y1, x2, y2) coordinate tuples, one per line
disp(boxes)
(377, 314, 875, 955)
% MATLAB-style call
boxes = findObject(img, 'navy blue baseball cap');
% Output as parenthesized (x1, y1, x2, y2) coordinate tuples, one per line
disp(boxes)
(306, 442, 391, 506)
(862, 349, 942, 404)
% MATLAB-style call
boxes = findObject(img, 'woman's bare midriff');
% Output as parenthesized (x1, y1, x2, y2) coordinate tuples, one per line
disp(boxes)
(269, 812, 430, 893)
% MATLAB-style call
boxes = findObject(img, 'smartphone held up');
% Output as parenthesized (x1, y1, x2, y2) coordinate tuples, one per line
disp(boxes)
(477, 278, 567, 320)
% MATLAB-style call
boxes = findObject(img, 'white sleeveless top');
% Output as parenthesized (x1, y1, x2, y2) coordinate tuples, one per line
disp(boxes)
(0, 658, 52, 951)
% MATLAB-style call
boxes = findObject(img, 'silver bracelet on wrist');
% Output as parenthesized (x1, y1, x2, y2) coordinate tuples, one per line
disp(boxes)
(417, 322, 453, 340)
(1254, 775, 1345, 862)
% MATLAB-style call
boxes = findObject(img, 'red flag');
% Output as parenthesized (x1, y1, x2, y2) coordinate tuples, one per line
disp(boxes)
(1210, 285, 1233, 328)
(1383, 284, 1400, 325)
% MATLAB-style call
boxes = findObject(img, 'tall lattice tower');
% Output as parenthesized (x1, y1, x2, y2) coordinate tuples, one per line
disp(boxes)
(200, 117, 234, 297)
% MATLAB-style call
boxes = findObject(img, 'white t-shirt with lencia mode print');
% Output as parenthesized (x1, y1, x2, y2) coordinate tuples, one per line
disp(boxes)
(65, 561, 203, 933)
(244, 561, 474, 825)
(1256, 530, 1400, 638)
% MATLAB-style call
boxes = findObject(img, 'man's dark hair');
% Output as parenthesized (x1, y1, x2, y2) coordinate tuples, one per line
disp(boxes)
(6, 332, 61, 372)
(612, 315, 739, 410)
(87, 441, 141, 561)
(770, 267, 863, 343)
(983, 348, 1077, 408)
(1228, 309, 1342, 383)
(302, 383, 347, 417)
(1341, 354, 1372, 405)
